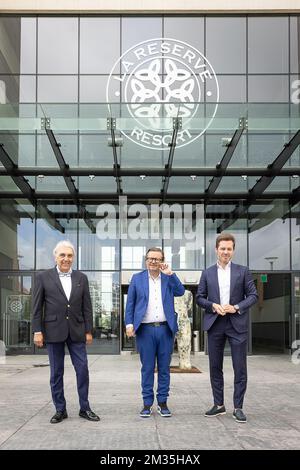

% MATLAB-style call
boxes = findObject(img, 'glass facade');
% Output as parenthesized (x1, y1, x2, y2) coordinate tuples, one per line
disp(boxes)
(0, 14, 299, 354)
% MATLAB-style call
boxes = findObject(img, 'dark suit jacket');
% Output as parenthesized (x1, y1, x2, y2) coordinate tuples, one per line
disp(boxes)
(32, 268, 93, 343)
(125, 270, 185, 334)
(196, 262, 258, 334)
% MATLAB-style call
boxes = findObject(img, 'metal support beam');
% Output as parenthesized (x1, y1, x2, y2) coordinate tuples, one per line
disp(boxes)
(161, 117, 182, 198)
(0, 144, 65, 233)
(217, 203, 247, 233)
(0, 191, 293, 202)
(217, 129, 300, 233)
(291, 184, 300, 206)
(38, 204, 66, 233)
(247, 202, 288, 234)
(0, 144, 35, 201)
(107, 117, 122, 195)
(248, 130, 300, 199)
(0, 167, 299, 178)
(78, 206, 97, 233)
(45, 127, 96, 233)
(45, 128, 78, 197)
(205, 118, 246, 196)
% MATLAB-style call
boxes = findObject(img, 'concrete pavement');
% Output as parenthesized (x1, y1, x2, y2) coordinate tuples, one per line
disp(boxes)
(0, 353, 299, 450)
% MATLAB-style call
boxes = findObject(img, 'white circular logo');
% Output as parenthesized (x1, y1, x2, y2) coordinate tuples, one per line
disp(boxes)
(106, 38, 219, 151)
(8, 299, 23, 314)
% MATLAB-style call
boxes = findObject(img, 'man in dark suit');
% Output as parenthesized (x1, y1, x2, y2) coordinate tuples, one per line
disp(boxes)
(32, 240, 100, 424)
(125, 247, 185, 418)
(196, 233, 258, 423)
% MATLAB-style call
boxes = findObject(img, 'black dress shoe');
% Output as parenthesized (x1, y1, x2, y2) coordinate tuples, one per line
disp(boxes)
(205, 405, 226, 417)
(79, 410, 100, 421)
(233, 408, 247, 423)
(50, 410, 68, 424)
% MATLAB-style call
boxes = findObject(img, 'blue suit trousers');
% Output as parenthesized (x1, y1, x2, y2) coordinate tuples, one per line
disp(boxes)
(207, 315, 248, 409)
(136, 324, 174, 406)
(46, 336, 90, 412)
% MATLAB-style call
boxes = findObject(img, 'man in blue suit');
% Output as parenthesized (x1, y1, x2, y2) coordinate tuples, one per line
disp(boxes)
(196, 233, 258, 423)
(125, 247, 185, 418)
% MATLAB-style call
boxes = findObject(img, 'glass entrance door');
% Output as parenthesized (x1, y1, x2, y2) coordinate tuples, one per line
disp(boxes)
(85, 272, 120, 355)
(121, 283, 203, 352)
(292, 274, 300, 352)
(121, 286, 136, 351)
(251, 273, 291, 354)
(0, 274, 33, 354)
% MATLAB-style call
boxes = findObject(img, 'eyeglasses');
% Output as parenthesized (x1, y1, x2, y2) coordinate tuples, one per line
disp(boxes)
(146, 257, 163, 263)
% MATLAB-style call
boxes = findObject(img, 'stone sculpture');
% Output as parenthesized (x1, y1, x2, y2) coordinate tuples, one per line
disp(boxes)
(175, 289, 193, 369)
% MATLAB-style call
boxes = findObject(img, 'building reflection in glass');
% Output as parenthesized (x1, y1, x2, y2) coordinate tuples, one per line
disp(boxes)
(84, 272, 120, 354)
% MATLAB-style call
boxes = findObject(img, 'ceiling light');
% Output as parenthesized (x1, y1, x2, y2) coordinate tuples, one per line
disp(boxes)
(190, 175, 197, 181)
(89, 175, 95, 181)
(139, 175, 146, 180)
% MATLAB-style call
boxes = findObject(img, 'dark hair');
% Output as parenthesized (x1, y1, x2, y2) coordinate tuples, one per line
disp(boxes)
(145, 247, 165, 261)
(216, 232, 236, 249)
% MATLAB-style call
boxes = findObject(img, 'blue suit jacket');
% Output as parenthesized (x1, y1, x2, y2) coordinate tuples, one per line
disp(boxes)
(196, 262, 258, 334)
(125, 270, 185, 334)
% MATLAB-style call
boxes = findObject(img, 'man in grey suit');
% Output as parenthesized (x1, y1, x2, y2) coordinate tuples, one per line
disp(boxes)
(196, 233, 258, 423)
(32, 240, 100, 424)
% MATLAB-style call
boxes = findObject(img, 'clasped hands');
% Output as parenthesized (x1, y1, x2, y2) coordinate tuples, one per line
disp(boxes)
(212, 303, 237, 316)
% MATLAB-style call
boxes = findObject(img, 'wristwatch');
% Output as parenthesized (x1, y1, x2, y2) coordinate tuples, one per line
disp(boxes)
(234, 304, 240, 313)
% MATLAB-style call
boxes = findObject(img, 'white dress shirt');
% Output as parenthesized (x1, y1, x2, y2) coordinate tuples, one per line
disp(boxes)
(56, 266, 72, 301)
(217, 261, 231, 305)
(142, 273, 167, 323)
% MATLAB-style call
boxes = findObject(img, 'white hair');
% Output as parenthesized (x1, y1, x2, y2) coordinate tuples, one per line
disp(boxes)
(53, 240, 76, 257)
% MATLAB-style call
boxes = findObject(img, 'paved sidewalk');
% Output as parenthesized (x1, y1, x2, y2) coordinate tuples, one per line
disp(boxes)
(0, 353, 299, 450)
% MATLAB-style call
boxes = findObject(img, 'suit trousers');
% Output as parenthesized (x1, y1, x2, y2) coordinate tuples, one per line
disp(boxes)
(136, 323, 174, 406)
(207, 315, 248, 409)
(46, 336, 90, 412)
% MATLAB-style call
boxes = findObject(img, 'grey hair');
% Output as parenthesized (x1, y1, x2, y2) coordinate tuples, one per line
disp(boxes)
(53, 240, 76, 257)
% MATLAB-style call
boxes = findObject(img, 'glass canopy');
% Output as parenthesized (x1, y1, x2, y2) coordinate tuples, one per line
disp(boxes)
(0, 102, 299, 134)
(0, 102, 299, 200)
